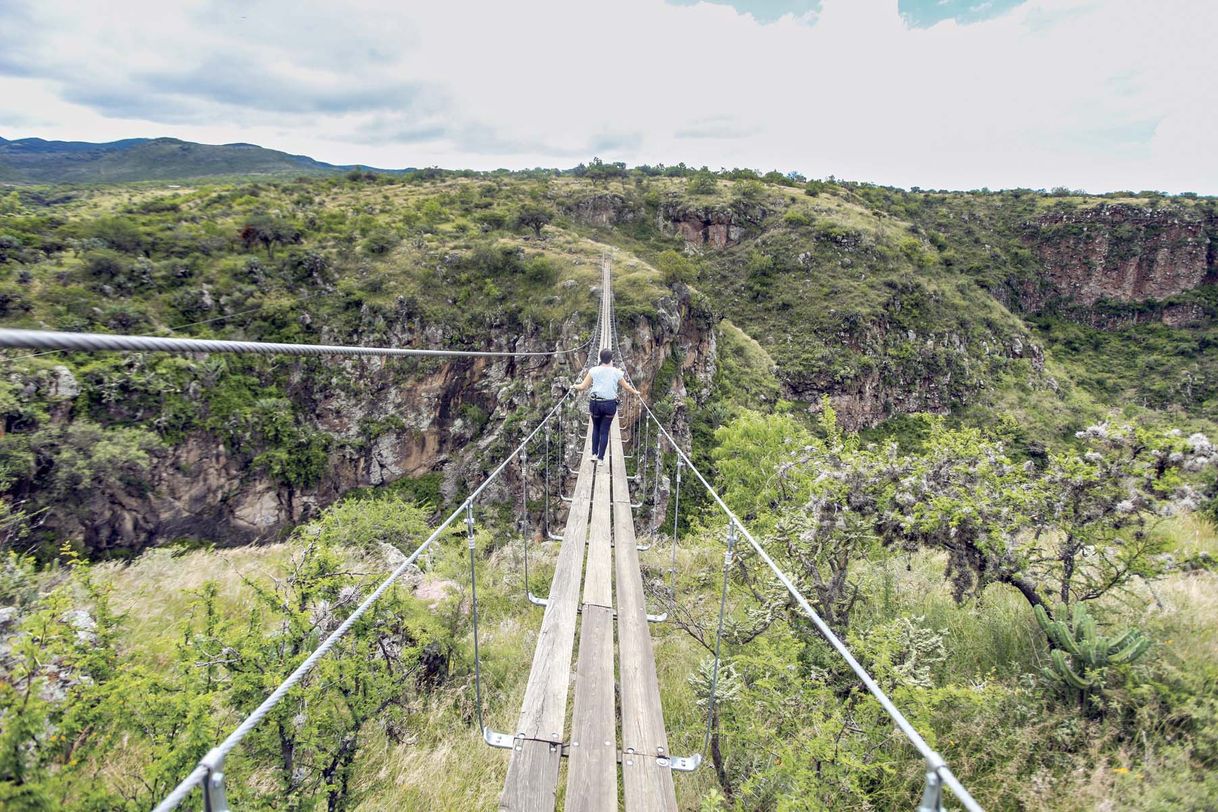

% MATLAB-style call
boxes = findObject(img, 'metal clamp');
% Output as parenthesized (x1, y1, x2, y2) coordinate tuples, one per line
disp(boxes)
(917, 753, 947, 812)
(200, 749, 229, 812)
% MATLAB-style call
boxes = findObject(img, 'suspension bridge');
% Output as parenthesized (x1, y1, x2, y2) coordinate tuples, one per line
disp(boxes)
(0, 256, 983, 812)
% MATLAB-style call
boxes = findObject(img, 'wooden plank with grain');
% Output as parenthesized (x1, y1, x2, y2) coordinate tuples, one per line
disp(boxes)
(609, 419, 633, 504)
(581, 459, 613, 609)
(500, 430, 596, 810)
(499, 739, 561, 812)
(610, 429, 678, 811)
(564, 604, 618, 811)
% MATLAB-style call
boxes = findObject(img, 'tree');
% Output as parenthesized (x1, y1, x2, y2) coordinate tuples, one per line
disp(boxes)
(805, 179, 830, 197)
(687, 170, 717, 195)
(239, 216, 301, 259)
(582, 157, 627, 185)
(514, 206, 552, 238)
(715, 403, 887, 632)
(711, 409, 1215, 694)
(734, 179, 765, 203)
(0, 192, 22, 215)
(218, 500, 442, 809)
(654, 250, 697, 286)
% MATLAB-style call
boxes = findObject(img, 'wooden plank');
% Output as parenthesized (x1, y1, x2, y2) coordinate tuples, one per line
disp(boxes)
(501, 431, 596, 809)
(581, 459, 613, 609)
(499, 739, 560, 812)
(513, 441, 594, 742)
(610, 428, 679, 812)
(564, 605, 618, 812)
(621, 758, 678, 812)
(609, 420, 633, 504)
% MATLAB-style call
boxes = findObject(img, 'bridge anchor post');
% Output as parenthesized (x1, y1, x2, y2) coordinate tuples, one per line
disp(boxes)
(917, 753, 947, 812)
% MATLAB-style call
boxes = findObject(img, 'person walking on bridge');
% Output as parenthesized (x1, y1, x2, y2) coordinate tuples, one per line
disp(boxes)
(571, 348, 639, 463)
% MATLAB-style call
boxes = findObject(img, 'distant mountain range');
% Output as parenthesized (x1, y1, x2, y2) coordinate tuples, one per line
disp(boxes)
(0, 136, 401, 183)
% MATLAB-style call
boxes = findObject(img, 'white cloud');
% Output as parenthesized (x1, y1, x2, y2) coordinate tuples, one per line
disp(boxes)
(0, 0, 1215, 192)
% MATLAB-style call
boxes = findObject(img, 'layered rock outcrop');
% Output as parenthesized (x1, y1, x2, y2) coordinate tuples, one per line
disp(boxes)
(660, 199, 767, 249)
(561, 193, 639, 228)
(1019, 204, 1217, 314)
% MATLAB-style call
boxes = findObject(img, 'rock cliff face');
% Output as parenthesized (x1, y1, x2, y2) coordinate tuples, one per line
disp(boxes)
(660, 199, 768, 250)
(802, 322, 1043, 432)
(44, 289, 716, 556)
(561, 193, 639, 228)
(1019, 204, 1217, 315)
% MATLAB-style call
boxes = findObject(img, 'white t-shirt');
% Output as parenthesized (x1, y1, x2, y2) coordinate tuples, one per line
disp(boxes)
(589, 365, 625, 399)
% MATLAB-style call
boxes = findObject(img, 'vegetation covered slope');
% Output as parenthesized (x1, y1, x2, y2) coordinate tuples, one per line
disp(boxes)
(0, 136, 382, 183)
(2, 166, 1217, 810)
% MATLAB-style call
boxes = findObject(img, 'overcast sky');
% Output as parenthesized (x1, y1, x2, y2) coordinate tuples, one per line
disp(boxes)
(1, 0, 1215, 193)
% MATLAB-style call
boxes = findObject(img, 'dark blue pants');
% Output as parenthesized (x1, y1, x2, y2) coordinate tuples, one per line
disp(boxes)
(589, 399, 617, 460)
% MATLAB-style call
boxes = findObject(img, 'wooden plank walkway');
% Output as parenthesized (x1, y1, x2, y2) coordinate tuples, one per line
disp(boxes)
(610, 421, 678, 812)
(500, 416, 679, 811)
(565, 457, 617, 809)
(502, 259, 678, 809)
(501, 431, 595, 811)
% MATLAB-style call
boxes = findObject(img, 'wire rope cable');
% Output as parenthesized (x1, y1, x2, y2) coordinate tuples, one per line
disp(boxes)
(0, 327, 594, 359)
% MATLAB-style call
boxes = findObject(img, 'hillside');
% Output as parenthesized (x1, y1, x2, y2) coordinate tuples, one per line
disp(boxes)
(2, 168, 1217, 811)
(0, 136, 398, 183)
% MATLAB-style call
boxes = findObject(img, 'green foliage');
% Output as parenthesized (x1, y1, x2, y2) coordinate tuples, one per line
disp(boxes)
(300, 493, 431, 554)
(733, 178, 764, 203)
(687, 169, 717, 195)
(0, 191, 24, 214)
(712, 408, 812, 528)
(654, 249, 697, 286)
(1035, 602, 1150, 700)
(0, 498, 448, 810)
(513, 205, 552, 238)
(248, 398, 332, 488)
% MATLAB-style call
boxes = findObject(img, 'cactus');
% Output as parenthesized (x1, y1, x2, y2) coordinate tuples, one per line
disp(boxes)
(1034, 602, 1151, 698)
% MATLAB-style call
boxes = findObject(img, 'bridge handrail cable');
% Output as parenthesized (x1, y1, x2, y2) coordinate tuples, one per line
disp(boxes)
(153, 387, 575, 812)
(632, 395, 982, 812)
(0, 328, 593, 359)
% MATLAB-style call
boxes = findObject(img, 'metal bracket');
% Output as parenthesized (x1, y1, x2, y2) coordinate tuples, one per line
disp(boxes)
(917, 754, 947, 812)
(528, 592, 549, 607)
(546, 532, 564, 541)
(666, 752, 703, 772)
(636, 541, 652, 552)
(568, 465, 580, 474)
(202, 765, 230, 812)
(561, 494, 574, 503)
(484, 729, 517, 750)
(646, 612, 668, 623)
(630, 501, 643, 509)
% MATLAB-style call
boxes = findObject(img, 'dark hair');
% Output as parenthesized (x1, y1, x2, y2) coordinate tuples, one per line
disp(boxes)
(599, 348, 613, 364)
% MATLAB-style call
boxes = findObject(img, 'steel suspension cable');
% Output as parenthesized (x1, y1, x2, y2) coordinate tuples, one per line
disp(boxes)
(153, 389, 575, 812)
(0, 328, 593, 359)
(631, 398, 982, 812)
